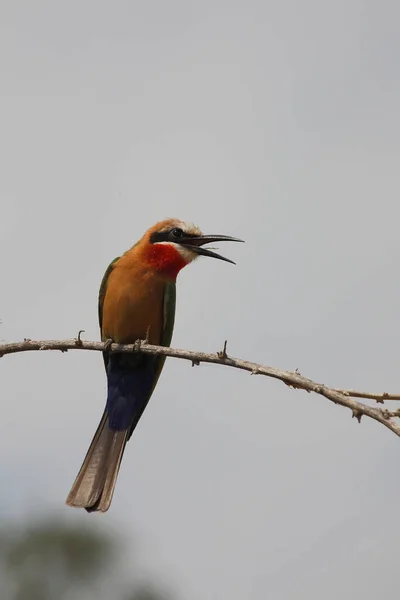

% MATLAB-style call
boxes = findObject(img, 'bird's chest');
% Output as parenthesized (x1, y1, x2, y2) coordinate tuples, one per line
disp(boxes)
(101, 270, 165, 345)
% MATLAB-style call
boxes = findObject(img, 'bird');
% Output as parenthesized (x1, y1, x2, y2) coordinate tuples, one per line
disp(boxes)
(66, 218, 243, 512)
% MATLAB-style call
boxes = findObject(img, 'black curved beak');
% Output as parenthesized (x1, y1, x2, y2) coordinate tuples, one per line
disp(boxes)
(178, 234, 244, 265)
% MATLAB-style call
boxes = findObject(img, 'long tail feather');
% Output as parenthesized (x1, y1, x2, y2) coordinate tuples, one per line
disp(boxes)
(66, 410, 129, 512)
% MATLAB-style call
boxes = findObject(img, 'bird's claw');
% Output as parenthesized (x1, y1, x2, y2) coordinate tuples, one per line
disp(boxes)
(103, 338, 113, 352)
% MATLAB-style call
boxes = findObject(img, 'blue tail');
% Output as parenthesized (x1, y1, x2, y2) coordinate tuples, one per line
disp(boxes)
(106, 353, 158, 435)
(66, 353, 158, 512)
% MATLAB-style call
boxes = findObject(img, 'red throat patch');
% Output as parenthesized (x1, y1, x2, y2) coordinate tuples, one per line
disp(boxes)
(143, 243, 188, 279)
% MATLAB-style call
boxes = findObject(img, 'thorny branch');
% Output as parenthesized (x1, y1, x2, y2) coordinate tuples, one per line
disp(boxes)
(1, 337, 400, 437)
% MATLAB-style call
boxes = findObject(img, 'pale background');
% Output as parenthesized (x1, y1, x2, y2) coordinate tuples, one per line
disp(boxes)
(1, 1, 399, 598)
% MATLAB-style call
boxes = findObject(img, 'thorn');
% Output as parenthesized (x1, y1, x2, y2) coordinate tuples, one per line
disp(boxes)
(380, 409, 397, 420)
(251, 369, 260, 375)
(217, 340, 228, 359)
(191, 359, 200, 367)
(377, 392, 390, 404)
(352, 409, 362, 423)
(284, 380, 306, 391)
(75, 329, 85, 347)
(24, 338, 31, 343)
(282, 369, 311, 392)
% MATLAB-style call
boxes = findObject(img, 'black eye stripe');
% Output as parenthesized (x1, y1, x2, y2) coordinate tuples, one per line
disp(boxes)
(150, 228, 196, 244)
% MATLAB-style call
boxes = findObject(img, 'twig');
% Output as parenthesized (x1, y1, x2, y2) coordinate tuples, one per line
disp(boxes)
(0, 338, 400, 437)
(332, 389, 400, 403)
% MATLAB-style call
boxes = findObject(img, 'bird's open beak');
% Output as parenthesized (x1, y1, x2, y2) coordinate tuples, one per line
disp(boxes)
(178, 234, 244, 265)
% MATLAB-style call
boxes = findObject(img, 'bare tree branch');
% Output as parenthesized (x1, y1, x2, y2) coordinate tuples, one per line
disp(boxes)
(332, 389, 400, 402)
(1, 337, 400, 437)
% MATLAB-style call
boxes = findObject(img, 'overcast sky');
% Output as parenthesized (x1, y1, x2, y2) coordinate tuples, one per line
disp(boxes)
(1, 1, 400, 598)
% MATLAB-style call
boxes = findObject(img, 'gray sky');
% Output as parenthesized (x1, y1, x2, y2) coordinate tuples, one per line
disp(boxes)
(1, 1, 400, 598)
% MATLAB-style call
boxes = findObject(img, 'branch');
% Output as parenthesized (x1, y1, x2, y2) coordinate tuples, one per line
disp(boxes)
(332, 389, 400, 402)
(1, 337, 400, 437)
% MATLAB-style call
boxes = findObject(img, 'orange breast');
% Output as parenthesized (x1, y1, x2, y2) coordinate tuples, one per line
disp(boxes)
(101, 258, 166, 345)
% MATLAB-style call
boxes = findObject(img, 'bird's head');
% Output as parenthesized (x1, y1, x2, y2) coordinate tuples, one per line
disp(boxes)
(137, 218, 244, 279)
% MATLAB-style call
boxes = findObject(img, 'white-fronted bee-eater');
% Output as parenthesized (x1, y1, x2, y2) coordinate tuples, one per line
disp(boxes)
(66, 218, 243, 512)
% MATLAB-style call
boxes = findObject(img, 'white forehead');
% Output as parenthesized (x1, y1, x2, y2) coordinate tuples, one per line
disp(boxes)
(162, 219, 202, 236)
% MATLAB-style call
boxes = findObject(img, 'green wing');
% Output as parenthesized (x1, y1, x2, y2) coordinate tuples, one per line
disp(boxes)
(146, 281, 176, 397)
(160, 281, 176, 359)
(98, 256, 120, 370)
(161, 282, 176, 347)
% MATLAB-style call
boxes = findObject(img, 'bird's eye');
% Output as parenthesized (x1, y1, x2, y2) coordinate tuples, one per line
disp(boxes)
(170, 228, 184, 239)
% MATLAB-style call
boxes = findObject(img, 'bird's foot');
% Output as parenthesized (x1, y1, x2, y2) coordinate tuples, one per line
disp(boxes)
(103, 338, 113, 352)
